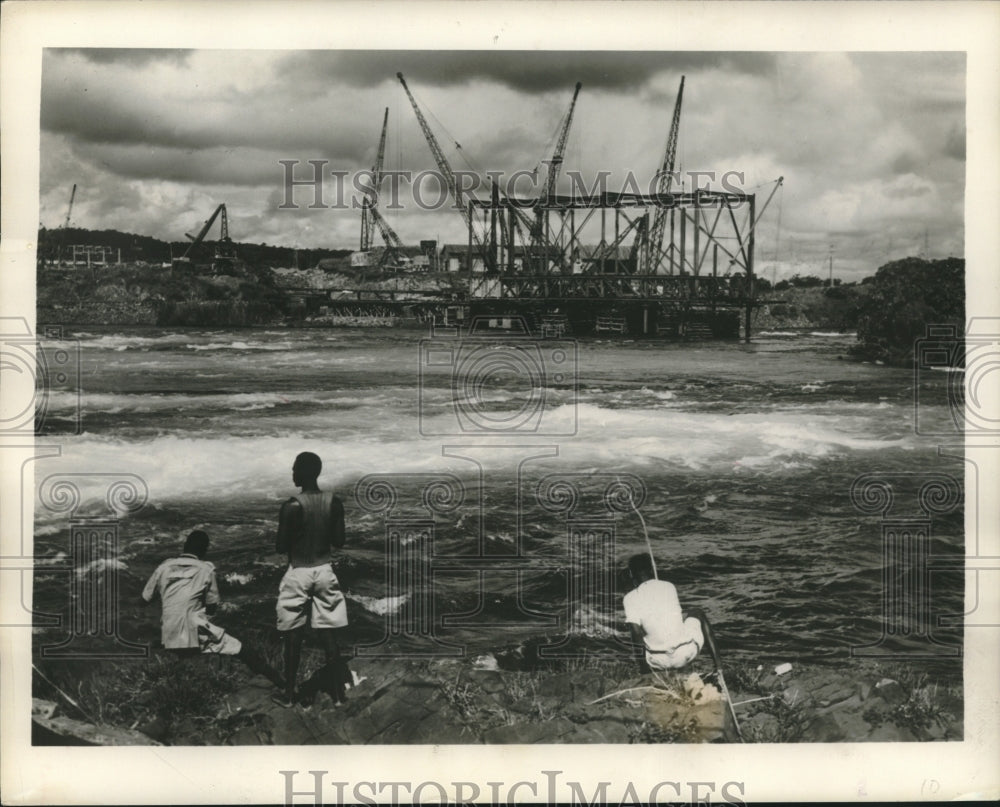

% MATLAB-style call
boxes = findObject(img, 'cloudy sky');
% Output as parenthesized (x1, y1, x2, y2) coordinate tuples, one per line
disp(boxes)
(39, 49, 965, 281)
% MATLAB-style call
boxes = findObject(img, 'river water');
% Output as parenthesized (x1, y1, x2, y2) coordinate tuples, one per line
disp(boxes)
(33, 327, 964, 683)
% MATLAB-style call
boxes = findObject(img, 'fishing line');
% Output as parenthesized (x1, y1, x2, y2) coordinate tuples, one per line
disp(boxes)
(587, 685, 666, 705)
(731, 693, 777, 708)
(617, 475, 657, 580)
(634, 500, 657, 581)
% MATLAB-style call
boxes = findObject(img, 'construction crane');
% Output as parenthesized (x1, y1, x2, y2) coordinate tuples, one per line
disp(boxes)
(360, 107, 390, 252)
(397, 72, 483, 251)
(644, 76, 685, 274)
(369, 205, 404, 251)
(49, 183, 78, 265)
(499, 83, 583, 264)
(530, 83, 583, 259)
(542, 82, 582, 201)
(63, 184, 77, 230)
(176, 203, 236, 268)
(368, 205, 409, 270)
(495, 83, 584, 269)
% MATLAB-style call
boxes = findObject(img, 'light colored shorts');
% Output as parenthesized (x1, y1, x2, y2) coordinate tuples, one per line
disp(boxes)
(644, 616, 704, 671)
(276, 563, 348, 632)
(197, 621, 242, 656)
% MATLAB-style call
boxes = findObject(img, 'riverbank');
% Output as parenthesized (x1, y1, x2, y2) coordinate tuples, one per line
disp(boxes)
(32, 646, 961, 746)
(37, 258, 868, 334)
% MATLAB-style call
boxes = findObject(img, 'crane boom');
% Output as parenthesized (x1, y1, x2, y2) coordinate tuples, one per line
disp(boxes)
(530, 83, 582, 254)
(182, 203, 225, 258)
(397, 72, 481, 249)
(645, 76, 685, 273)
(63, 184, 77, 230)
(543, 82, 582, 200)
(360, 108, 390, 251)
(369, 205, 404, 250)
(373, 106, 389, 187)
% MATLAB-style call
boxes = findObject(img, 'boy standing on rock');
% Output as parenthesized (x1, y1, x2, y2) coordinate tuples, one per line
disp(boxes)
(272, 451, 350, 708)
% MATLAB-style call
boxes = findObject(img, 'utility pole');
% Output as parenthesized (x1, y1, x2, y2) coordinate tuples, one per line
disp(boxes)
(828, 246, 834, 288)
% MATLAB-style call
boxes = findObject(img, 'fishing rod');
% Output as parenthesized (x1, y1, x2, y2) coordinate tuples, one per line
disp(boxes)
(698, 615, 744, 742)
(619, 479, 743, 742)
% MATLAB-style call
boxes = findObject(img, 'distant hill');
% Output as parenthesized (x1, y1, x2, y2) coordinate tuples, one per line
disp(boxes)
(37, 226, 351, 270)
(35, 226, 454, 327)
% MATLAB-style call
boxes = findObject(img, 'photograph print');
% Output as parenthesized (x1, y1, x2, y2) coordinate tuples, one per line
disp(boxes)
(28, 46, 970, 752)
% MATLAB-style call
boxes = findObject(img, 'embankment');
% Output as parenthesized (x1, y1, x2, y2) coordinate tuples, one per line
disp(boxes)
(33, 649, 961, 746)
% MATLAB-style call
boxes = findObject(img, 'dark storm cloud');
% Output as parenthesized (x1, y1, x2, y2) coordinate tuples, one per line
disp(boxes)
(42, 90, 187, 149)
(41, 83, 369, 157)
(891, 152, 920, 174)
(40, 54, 373, 171)
(71, 141, 299, 187)
(42, 90, 370, 159)
(59, 48, 193, 66)
(944, 124, 966, 161)
(828, 228, 876, 238)
(276, 51, 775, 94)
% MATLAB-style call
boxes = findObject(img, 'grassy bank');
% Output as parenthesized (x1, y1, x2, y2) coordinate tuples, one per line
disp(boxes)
(33, 632, 962, 745)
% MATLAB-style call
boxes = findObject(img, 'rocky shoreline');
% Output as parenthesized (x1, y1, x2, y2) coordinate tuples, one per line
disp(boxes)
(33, 652, 961, 746)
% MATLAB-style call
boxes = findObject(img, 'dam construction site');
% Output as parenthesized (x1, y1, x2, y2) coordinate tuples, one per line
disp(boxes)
(38, 74, 784, 340)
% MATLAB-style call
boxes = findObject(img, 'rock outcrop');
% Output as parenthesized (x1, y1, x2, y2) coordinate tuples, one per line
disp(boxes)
(31, 699, 161, 746)
(32, 657, 962, 746)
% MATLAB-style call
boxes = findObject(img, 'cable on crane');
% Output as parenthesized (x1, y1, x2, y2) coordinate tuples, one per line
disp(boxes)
(772, 182, 784, 283)
(409, 82, 477, 174)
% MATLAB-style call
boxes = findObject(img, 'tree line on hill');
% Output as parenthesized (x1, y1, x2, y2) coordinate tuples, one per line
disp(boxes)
(37, 226, 350, 269)
(851, 257, 965, 365)
(754, 258, 964, 365)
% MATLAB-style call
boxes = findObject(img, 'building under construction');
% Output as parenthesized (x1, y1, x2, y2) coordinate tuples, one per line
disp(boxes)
(299, 73, 783, 338)
(382, 73, 780, 339)
(458, 183, 775, 340)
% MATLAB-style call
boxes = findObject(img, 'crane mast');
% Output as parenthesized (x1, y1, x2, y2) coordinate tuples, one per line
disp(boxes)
(543, 82, 582, 200)
(397, 72, 482, 249)
(531, 83, 582, 255)
(360, 107, 390, 251)
(645, 76, 685, 274)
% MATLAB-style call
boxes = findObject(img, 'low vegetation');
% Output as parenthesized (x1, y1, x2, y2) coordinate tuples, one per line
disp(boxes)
(852, 257, 964, 365)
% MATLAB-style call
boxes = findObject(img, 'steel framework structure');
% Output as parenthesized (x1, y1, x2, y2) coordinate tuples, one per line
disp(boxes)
(465, 189, 769, 339)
